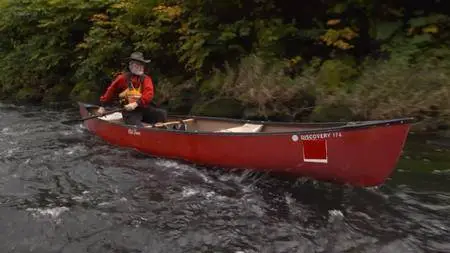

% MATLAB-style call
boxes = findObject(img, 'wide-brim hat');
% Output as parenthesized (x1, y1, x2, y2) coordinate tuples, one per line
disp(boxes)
(128, 51, 151, 64)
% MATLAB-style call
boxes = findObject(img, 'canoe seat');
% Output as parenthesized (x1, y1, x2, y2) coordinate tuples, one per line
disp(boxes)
(217, 123, 263, 133)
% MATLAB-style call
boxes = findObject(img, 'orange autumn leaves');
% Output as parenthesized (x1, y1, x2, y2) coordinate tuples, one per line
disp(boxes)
(320, 19, 358, 50)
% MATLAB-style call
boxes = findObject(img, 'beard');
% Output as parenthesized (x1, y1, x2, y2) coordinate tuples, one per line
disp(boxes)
(129, 62, 144, 75)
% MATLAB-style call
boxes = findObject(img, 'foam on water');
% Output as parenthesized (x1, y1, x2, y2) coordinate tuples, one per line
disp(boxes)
(0, 103, 448, 253)
(26, 207, 69, 218)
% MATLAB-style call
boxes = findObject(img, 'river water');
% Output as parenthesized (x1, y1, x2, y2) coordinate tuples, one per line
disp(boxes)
(0, 103, 449, 253)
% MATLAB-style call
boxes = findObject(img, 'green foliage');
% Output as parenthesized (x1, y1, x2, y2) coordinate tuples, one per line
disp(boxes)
(0, 0, 449, 132)
(0, 0, 113, 102)
(312, 56, 450, 129)
(316, 58, 358, 90)
(16, 87, 41, 103)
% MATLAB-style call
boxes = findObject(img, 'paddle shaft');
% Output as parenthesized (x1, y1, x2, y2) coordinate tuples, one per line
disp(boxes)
(62, 108, 123, 124)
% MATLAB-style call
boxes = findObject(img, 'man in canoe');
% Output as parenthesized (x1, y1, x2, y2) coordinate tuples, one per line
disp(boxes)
(96, 52, 167, 126)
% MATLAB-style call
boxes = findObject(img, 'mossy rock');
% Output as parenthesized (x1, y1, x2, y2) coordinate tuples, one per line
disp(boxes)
(439, 130, 450, 138)
(15, 87, 42, 103)
(69, 82, 100, 104)
(0, 91, 12, 100)
(267, 113, 295, 122)
(42, 84, 73, 104)
(167, 96, 195, 115)
(243, 107, 263, 120)
(166, 85, 199, 115)
(190, 98, 244, 118)
(309, 104, 357, 122)
(198, 71, 226, 98)
(243, 107, 295, 122)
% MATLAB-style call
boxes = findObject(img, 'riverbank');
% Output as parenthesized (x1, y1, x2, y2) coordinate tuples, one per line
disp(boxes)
(0, 1, 448, 134)
(3, 54, 449, 136)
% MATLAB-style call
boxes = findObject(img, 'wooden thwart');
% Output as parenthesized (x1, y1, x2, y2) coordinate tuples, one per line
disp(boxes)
(152, 118, 195, 128)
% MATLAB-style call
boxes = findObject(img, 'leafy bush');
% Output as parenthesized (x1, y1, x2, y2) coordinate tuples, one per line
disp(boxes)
(0, 0, 449, 132)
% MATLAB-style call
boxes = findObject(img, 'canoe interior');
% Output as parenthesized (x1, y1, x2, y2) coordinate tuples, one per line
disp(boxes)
(85, 106, 412, 134)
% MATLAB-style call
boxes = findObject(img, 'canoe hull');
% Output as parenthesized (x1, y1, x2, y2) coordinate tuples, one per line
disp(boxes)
(78, 103, 411, 187)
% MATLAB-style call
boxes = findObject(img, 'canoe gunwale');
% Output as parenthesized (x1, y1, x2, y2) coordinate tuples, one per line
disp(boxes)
(79, 102, 414, 136)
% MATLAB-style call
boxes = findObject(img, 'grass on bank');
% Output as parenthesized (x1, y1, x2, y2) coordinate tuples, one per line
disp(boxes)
(155, 54, 450, 133)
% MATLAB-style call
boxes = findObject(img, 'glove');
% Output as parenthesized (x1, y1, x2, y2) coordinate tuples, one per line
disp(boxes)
(96, 107, 105, 115)
(124, 102, 138, 111)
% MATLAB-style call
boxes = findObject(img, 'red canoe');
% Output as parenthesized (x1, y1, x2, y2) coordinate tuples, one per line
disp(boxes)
(77, 102, 413, 187)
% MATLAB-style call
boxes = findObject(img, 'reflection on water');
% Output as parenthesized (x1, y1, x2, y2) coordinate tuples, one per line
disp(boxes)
(0, 103, 449, 253)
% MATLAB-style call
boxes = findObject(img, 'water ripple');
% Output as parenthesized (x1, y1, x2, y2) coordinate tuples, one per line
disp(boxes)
(0, 103, 449, 253)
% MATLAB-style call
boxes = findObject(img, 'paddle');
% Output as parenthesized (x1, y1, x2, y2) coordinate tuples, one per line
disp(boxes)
(61, 107, 123, 124)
